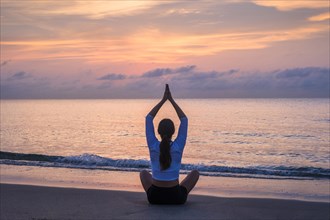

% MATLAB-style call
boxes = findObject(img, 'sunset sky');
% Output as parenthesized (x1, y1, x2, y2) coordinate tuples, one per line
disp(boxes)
(1, 0, 329, 98)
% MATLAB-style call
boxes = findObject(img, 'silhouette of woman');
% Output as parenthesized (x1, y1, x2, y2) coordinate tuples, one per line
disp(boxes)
(140, 84, 199, 204)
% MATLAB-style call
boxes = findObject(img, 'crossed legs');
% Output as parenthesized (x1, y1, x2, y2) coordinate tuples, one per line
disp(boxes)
(139, 170, 200, 193)
(179, 170, 199, 193)
(140, 170, 153, 192)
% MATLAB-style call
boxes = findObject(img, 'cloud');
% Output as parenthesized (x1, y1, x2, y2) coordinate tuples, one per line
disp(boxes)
(2, 0, 328, 65)
(275, 67, 326, 79)
(95, 65, 196, 83)
(114, 66, 328, 98)
(309, 12, 330, 21)
(1, 66, 329, 99)
(158, 66, 328, 98)
(1, 71, 52, 99)
(142, 68, 173, 78)
(1, 0, 160, 19)
(141, 65, 196, 78)
(44, 1, 160, 18)
(273, 67, 330, 91)
(7, 71, 31, 81)
(251, 0, 329, 11)
(173, 70, 220, 81)
(1, 60, 11, 67)
(175, 65, 196, 73)
(5, 24, 325, 64)
(97, 73, 126, 80)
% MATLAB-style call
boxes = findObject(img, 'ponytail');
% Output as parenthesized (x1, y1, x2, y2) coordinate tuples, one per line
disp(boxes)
(158, 118, 175, 170)
(159, 135, 172, 170)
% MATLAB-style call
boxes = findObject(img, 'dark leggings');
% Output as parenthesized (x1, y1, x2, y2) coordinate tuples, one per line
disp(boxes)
(147, 184, 188, 204)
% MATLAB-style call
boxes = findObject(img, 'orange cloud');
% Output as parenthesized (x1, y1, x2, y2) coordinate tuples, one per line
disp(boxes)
(309, 12, 330, 21)
(2, 0, 162, 19)
(2, 23, 327, 64)
(252, 0, 329, 11)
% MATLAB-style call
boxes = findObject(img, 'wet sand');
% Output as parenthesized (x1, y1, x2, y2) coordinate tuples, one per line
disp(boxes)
(1, 183, 329, 220)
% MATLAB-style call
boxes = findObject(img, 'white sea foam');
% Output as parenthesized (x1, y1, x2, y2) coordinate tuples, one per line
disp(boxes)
(1, 151, 329, 180)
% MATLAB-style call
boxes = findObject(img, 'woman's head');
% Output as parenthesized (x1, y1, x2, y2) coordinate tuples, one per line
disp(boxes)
(158, 118, 175, 170)
(158, 118, 175, 139)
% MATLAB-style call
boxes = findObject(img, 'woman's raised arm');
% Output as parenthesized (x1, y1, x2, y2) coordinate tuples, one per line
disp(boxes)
(168, 85, 186, 119)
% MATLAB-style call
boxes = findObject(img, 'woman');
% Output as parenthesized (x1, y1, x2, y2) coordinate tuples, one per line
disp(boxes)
(140, 84, 199, 204)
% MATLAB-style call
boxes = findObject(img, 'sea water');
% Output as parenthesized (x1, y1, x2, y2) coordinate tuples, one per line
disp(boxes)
(0, 99, 329, 180)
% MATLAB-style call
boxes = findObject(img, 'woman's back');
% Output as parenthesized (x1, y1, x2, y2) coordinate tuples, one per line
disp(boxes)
(139, 84, 199, 204)
(146, 115, 188, 181)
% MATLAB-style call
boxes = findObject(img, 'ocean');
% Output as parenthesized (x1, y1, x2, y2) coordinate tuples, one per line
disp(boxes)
(1, 99, 329, 180)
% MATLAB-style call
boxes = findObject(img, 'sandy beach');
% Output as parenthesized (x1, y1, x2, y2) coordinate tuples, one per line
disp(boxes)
(1, 183, 329, 220)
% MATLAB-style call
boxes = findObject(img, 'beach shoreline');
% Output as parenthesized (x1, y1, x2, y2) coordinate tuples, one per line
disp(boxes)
(1, 164, 329, 203)
(1, 183, 329, 220)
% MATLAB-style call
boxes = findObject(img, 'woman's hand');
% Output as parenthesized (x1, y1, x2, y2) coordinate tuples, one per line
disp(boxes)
(162, 84, 171, 101)
(167, 85, 173, 102)
(148, 84, 186, 118)
(167, 84, 186, 118)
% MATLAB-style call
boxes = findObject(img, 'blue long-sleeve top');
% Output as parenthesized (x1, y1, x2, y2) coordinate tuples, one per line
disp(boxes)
(145, 114, 188, 181)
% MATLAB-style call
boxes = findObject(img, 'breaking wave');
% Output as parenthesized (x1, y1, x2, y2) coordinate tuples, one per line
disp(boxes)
(1, 151, 329, 180)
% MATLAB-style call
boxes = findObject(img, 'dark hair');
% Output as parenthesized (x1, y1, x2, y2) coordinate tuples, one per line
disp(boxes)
(158, 118, 175, 170)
